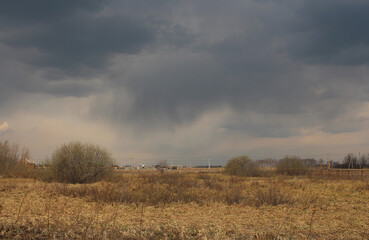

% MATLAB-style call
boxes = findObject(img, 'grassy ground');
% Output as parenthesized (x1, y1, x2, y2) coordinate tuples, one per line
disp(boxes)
(0, 171, 369, 239)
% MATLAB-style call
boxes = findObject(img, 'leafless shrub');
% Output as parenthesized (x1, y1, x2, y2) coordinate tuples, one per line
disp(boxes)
(277, 156, 308, 176)
(249, 180, 293, 207)
(49, 142, 114, 184)
(255, 184, 290, 207)
(224, 187, 245, 205)
(224, 156, 260, 177)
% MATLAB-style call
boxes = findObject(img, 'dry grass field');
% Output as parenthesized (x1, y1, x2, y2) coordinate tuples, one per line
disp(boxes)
(1, 170, 369, 239)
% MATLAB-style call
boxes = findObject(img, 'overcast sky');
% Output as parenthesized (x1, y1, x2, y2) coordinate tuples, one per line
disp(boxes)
(1, 0, 369, 165)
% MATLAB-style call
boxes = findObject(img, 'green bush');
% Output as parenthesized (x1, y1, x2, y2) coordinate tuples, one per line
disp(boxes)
(49, 142, 114, 184)
(277, 156, 308, 175)
(224, 156, 259, 177)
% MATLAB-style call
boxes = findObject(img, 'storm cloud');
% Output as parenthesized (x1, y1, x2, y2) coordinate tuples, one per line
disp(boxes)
(289, 0, 369, 65)
(0, 0, 153, 72)
(1, 0, 369, 163)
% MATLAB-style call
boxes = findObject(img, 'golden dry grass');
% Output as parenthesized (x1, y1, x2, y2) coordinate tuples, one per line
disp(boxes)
(0, 172, 369, 239)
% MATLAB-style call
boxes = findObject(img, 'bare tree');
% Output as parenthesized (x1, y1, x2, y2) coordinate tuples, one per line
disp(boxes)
(344, 153, 357, 169)
(21, 147, 30, 160)
(359, 154, 368, 169)
(0, 140, 19, 174)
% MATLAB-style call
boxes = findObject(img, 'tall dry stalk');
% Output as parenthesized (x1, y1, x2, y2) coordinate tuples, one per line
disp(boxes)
(274, 207, 293, 240)
(13, 183, 34, 226)
(44, 189, 53, 238)
(307, 209, 317, 239)
(139, 203, 145, 235)
(83, 202, 103, 239)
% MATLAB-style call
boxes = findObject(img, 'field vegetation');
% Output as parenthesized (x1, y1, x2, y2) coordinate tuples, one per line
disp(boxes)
(1, 141, 369, 239)
(1, 170, 369, 239)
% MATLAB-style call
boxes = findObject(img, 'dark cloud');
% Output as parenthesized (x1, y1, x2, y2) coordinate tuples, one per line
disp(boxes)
(0, 0, 196, 78)
(219, 112, 305, 138)
(1, 0, 369, 144)
(0, 2, 154, 73)
(0, 0, 104, 24)
(99, 0, 369, 138)
(288, 0, 369, 65)
(0, 0, 196, 100)
(6, 15, 153, 70)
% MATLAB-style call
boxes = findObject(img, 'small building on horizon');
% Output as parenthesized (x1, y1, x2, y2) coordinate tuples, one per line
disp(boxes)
(17, 158, 36, 169)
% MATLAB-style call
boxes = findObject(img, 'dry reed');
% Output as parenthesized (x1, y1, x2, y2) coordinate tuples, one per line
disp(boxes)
(0, 172, 368, 239)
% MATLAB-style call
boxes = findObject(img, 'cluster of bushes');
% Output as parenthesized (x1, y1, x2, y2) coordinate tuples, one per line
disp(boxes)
(224, 155, 308, 177)
(0, 140, 114, 184)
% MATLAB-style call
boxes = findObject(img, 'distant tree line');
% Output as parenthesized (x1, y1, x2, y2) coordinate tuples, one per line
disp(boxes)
(225, 153, 369, 177)
(225, 155, 309, 176)
(333, 153, 368, 169)
(256, 154, 369, 169)
(255, 158, 319, 168)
